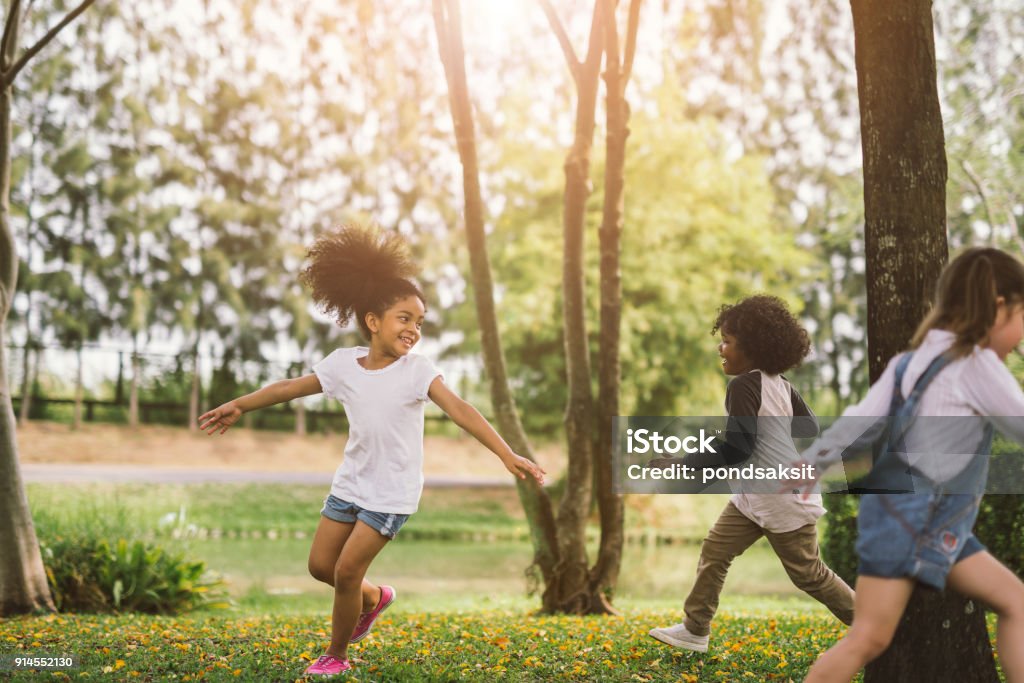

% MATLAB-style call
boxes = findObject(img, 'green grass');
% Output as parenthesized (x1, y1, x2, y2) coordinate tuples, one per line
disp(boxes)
(1, 599, 855, 682)
(24, 482, 736, 540)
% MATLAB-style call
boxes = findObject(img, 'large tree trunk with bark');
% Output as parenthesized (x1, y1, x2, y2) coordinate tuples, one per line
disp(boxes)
(0, 333, 53, 614)
(852, 1, 996, 680)
(431, 0, 560, 608)
(0, 0, 96, 615)
(854, 0, 948, 379)
(539, 0, 605, 615)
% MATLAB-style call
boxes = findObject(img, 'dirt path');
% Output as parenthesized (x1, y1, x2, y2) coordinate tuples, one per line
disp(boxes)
(20, 462, 513, 486)
(17, 421, 564, 479)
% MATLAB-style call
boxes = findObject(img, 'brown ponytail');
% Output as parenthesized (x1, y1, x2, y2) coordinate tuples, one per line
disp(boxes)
(911, 247, 1024, 356)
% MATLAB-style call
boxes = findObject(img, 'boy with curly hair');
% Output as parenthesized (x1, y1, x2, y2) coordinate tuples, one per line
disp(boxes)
(648, 295, 855, 653)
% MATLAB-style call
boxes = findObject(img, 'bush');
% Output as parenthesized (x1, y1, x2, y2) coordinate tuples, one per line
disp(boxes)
(39, 535, 226, 614)
(820, 493, 860, 587)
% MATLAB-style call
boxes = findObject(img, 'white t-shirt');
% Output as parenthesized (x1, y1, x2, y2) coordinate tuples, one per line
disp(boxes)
(313, 347, 443, 514)
(807, 329, 1024, 483)
(725, 370, 826, 533)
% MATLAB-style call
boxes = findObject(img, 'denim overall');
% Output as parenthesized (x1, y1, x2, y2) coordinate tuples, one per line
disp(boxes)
(854, 351, 992, 590)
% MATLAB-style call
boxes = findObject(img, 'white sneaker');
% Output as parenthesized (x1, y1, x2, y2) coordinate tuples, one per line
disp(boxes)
(648, 622, 710, 652)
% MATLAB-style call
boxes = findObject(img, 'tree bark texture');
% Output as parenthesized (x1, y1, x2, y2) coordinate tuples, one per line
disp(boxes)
(431, 0, 560, 608)
(0, 0, 53, 615)
(868, 586, 998, 682)
(538, 0, 605, 614)
(589, 0, 640, 613)
(852, 0, 948, 384)
(0, 0, 96, 616)
(852, 1, 995, 680)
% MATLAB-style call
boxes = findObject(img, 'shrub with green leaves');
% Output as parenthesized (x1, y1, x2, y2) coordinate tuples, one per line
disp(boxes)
(39, 535, 226, 614)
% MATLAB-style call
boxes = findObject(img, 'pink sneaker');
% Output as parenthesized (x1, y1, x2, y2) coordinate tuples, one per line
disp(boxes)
(304, 654, 351, 676)
(350, 585, 395, 642)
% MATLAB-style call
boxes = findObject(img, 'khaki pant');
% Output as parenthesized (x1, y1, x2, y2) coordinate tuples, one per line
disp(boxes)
(683, 501, 855, 636)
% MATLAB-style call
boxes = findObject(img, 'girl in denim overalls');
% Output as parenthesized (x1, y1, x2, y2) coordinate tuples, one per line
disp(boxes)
(797, 248, 1024, 682)
(199, 225, 545, 677)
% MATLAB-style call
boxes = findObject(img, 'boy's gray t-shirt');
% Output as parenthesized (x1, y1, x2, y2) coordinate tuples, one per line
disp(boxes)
(314, 347, 443, 514)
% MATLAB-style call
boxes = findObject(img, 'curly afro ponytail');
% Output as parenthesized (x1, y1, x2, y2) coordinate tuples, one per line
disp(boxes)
(300, 224, 425, 340)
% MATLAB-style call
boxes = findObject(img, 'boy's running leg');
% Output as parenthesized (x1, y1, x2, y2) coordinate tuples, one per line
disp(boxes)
(946, 551, 1024, 682)
(325, 521, 391, 661)
(804, 576, 913, 683)
(308, 516, 383, 611)
(765, 523, 855, 624)
(680, 502, 764, 636)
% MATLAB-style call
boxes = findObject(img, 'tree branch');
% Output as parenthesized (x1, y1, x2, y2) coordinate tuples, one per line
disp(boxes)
(538, 0, 580, 83)
(621, 0, 642, 86)
(0, 0, 23, 71)
(2, 0, 95, 89)
(580, 0, 605, 80)
(431, 0, 450, 72)
(957, 157, 995, 238)
(602, 0, 619, 76)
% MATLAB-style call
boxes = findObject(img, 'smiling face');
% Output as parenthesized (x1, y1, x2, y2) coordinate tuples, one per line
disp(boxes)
(365, 294, 426, 358)
(718, 329, 753, 376)
(987, 299, 1024, 360)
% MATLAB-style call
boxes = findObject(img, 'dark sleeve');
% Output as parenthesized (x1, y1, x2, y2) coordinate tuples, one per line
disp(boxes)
(788, 383, 820, 439)
(677, 373, 760, 468)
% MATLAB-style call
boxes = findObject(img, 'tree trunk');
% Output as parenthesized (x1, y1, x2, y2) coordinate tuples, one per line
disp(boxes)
(851, 1, 995, 679)
(189, 346, 200, 431)
(539, 0, 605, 614)
(295, 399, 307, 436)
(0, 1, 54, 614)
(17, 342, 31, 425)
(853, 0, 948, 381)
(869, 586, 998, 682)
(128, 349, 140, 427)
(431, 0, 560, 607)
(589, 0, 640, 614)
(0, 330, 54, 614)
(72, 345, 84, 430)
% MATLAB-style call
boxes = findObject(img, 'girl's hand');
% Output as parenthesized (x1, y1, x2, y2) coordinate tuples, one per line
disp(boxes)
(198, 401, 243, 435)
(503, 453, 546, 485)
(780, 458, 822, 499)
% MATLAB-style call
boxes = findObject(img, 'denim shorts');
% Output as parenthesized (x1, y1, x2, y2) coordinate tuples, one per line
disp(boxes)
(320, 495, 410, 539)
(856, 493, 985, 590)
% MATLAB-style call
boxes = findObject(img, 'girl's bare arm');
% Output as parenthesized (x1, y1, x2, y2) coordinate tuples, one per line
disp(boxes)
(199, 374, 323, 435)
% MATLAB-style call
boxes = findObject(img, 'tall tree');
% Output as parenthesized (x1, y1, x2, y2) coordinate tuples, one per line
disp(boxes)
(435, 0, 646, 614)
(590, 0, 641, 611)
(538, 0, 605, 612)
(851, 1, 996, 680)
(431, 0, 561, 608)
(0, 0, 96, 616)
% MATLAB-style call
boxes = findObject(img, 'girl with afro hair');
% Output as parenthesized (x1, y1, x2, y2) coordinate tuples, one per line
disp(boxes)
(199, 224, 544, 677)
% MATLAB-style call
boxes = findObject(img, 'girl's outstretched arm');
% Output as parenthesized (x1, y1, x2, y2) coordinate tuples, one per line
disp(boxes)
(198, 374, 323, 435)
(427, 377, 545, 484)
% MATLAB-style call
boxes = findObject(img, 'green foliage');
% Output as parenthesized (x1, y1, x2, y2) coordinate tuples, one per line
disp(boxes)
(32, 493, 225, 614)
(820, 493, 860, 587)
(451, 90, 813, 431)
(39, 535, 225, 614)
